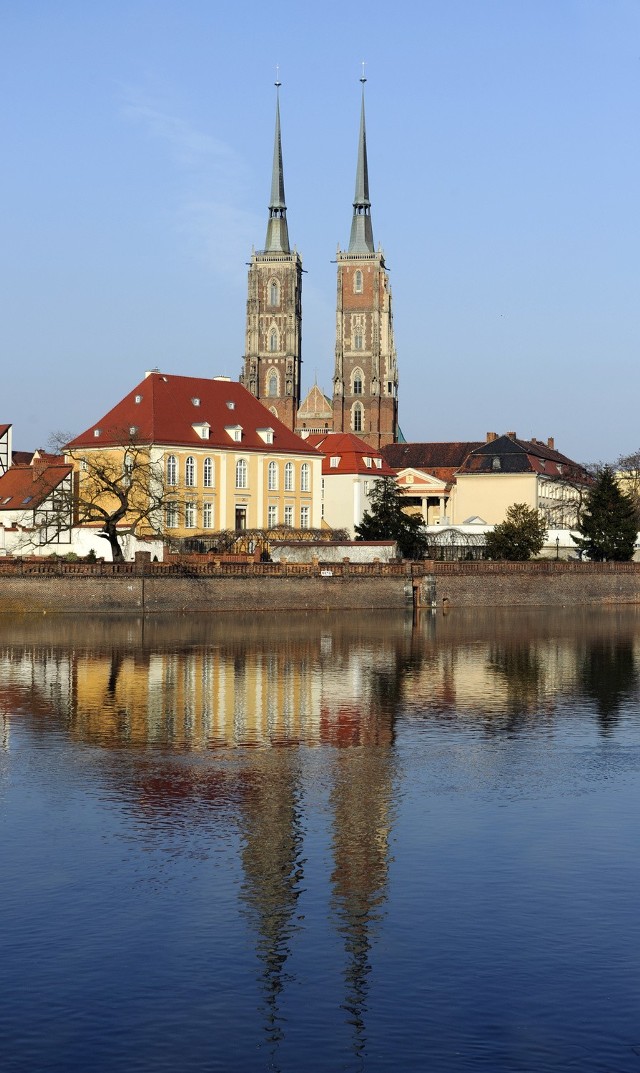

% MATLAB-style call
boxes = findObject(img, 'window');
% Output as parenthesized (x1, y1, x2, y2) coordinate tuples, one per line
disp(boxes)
(330, 456, 340, 468)
(166, 502, 178, 528)
(353, 405, 363, 433)
(267, 371, 278, 397)
(203, 457, 213, 487)
(235, 458, 247, 489)
(284, 505, 293, 527)
(374, 458, 382, 469)
(269, 329, 278, 353)
(185, 456, 196, 487)
(353, 371, 363, 394)
(354, 328, 363, 350)
(203, 501, 213, 529)
(268, 505, 277, 528)
(300, 463, 310, 492)
(269, 280, 279, 306)
(268, 461, 278, 490)
(492, 457, 501, 471)
(300, 505, 309, 529)
(284, 462, 294, 491)
(363, 456, 372, 468)
(166, 454, 177, 486)
(354, 270, 363, 293)
(185, 501, 197, 528)
(235, 505, 247, 530)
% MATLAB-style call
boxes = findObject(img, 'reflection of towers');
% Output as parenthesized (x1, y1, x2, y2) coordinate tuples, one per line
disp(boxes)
(238, 750, 304, 1051)
(330, 744, 394, 1058)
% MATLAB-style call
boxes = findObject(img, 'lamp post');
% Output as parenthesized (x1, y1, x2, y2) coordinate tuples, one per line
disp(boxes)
(555, 535, 560, 560)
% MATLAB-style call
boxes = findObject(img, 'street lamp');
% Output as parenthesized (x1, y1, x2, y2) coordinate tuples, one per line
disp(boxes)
(555, 535, 560, 560)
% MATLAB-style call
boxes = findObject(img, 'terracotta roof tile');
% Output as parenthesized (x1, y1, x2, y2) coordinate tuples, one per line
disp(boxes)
(0, 462, 73, 512)
(305, 432, 395, 476)
(67, 374, 319, 457)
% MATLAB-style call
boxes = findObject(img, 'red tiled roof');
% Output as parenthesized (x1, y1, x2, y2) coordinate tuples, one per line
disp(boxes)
(12, 451, 33, 465)
(67, 374, 319, 457)
(305, 432, 396, 476)
(0, 462, 73, 512)
(458, 435, 589, 480)
(382, 442, 482, 485)
(0, 424, 10, 437)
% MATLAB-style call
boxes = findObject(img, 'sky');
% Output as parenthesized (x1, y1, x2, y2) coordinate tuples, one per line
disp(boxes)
(1, 0, 639, 464)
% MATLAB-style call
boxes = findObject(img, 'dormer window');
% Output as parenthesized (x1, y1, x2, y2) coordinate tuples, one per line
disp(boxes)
(374, 458, 382, 469)
(226, 401, 235, 410)
(492, 457, 501, 470)
(192, 397, 200, 407)
(257, 427, 274, 445)
(330, 456, 340, 468)
(134, 395, 142, 404)
(93, 429, 100, 438)
(192, 422, 211, 440)
(129, 426, 138, 436)
(225, 425, 243, 442)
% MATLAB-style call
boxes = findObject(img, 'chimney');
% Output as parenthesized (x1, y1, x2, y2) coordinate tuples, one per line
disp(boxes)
(547, 436, 555, 450)
(32, 457, 48, 482)
(507, 431, 517, 440)
(486, 432, 498, 443)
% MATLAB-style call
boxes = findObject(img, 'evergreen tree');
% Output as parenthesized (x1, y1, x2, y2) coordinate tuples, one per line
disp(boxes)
(485, 503, 547, 561)
(573, 467, 638, 562)
(355, 476, 427, 559)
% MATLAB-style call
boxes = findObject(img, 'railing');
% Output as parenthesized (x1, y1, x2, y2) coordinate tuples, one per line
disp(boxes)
(0, 557, 427, 579)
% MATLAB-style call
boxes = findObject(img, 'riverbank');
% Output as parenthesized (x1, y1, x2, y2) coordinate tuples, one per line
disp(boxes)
(2, 558, 640, 611)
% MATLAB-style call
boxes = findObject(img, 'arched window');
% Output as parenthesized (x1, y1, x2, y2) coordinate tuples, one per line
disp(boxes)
(353, 369, 363, 395)
(268, 460, 278, 491)
(353, 404, 363, 433)
(235, 458, 247, 489)
(354, 270, 363, 293)
(185, 456, 196, 487)
(203, 457, 213, 487)
(267, 371, 278, 397)
(284, 462, 294, 491)
(269, 280, 279, 306)
(354, 327, 363, 351)
(166, 454, 177, 486)
(269, 329, 278, 353)
(300, 463, 310, 492)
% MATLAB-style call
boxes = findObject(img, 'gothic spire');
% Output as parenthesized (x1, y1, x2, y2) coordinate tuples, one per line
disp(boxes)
(264, 77, 290, 254)
(348, 69, 374, 255)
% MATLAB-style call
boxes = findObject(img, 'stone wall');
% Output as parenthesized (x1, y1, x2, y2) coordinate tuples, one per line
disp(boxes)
(421, 561, 640, 607)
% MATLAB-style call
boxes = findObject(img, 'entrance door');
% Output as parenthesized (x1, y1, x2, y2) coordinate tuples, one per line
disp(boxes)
(235, 506, 247, 530)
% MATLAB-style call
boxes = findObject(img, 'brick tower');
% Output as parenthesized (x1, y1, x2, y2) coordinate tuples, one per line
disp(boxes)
(240, 81, 302, 430)
(332, 75, 398, 449)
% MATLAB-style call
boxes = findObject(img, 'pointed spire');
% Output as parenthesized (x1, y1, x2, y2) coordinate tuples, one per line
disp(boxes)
(348, 66, 374, 255)
(264, 75, 290, 254)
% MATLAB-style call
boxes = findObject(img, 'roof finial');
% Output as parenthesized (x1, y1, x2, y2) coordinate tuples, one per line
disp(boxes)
(360, 60, 366, 85)
(275, 63, 281, 89)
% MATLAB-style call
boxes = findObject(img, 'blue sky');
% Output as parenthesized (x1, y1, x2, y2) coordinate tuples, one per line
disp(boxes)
(2, 0, 639, 463)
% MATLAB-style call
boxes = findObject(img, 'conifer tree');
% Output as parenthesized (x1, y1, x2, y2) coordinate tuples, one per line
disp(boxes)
(355, 476, 427, 559)
(573, 467, 638, 562)
(485, 503, 547, 561)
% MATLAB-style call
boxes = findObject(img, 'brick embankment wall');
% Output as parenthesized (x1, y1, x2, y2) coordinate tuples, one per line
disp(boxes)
(0, 572, 413, 614)
(421, 561, 640, 607)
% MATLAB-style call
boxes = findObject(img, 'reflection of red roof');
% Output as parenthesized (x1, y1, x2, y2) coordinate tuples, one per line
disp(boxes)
(0, 462, 72, 511)
(305, 432, 396, 476)
(67, 373, 318, 456)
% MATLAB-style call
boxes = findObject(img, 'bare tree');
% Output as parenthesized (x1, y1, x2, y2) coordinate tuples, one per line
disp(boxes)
(48, 431, 178, 562)
(615, 449, 640, 511)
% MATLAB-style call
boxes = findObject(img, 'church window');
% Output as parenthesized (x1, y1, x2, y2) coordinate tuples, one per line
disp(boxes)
(300, 463, 310, 492)
(268, 461, 278, 491)
(267, 371, 278, 397)
(284, 462, 294, 491)
(203, 457, 213, 487)
(269, 280, 279, 306)
(353, 404, 363, 433)
(354, 327, 363, 350)
(166, 455, 178, 486)
(354, 270, 363, 294)
(269, 329, 278, 352)
(185, 456, 196, 487)
(353, 370, 363, 395)
(235, 458, 248, 489)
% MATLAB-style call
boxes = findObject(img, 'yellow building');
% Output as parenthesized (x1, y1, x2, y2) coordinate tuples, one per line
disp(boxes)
(66, 372, 322, 543)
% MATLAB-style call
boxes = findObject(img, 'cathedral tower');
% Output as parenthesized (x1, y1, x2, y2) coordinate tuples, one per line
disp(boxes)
(240, 81, 302, 431)
(332, 76, 398, 449)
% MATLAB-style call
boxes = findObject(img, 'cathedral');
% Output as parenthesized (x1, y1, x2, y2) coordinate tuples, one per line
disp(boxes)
(240, 78, 399, 450)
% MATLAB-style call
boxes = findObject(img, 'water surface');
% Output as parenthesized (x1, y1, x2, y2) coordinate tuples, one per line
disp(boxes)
(2, 608, 640, 1072)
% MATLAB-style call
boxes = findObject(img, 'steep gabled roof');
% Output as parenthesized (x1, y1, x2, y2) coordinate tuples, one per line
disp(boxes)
(0, 461, 73, 512)
(66, 373, 318, 457)
(458, 434, 589, 481)
(297, 384, 333, 421)
(305, 432, 395, 476)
